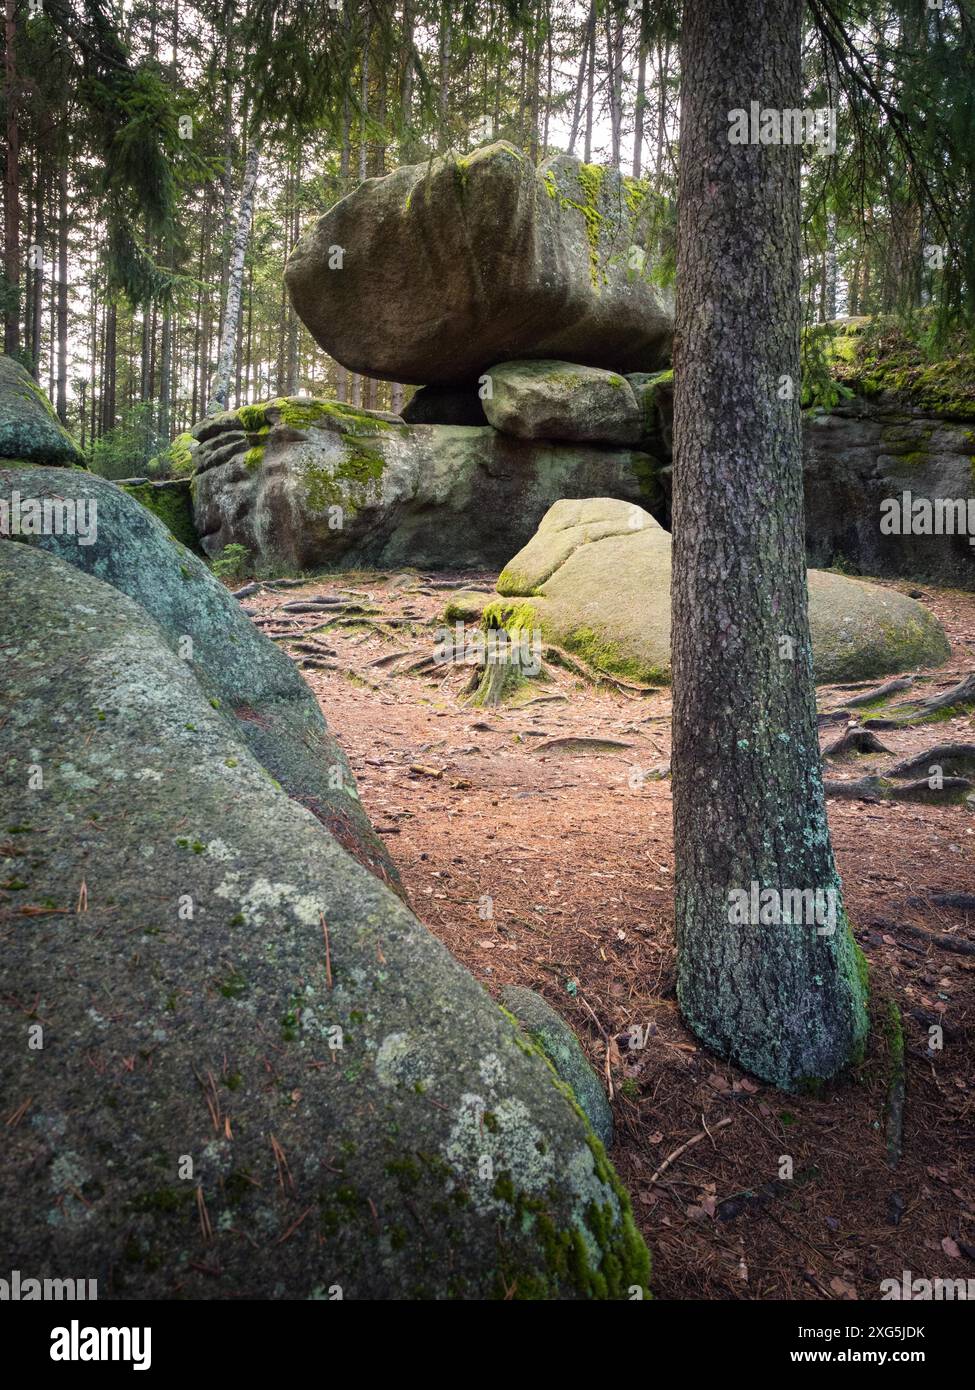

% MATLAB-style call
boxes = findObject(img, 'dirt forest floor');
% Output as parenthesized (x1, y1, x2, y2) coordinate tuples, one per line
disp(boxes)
(241, 569, 975, 1301)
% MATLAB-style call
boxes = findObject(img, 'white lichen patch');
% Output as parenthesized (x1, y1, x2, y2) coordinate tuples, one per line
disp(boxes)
(478, 1052, 505, 1087)
(444, 1092, 554, 1216)
(214, 872, 321, 929)
(57, 762, 98, 791)
(374, 1031, 432, 1090)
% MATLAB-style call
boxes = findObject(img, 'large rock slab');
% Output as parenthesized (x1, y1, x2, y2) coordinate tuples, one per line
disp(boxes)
(484, 360, 643, 446)
(285, 142, 674, 387)
(488, 498, 950, 684)
(0, 354, 83, 464)
(803, 399, 975, 589)
(631, 374, 975, 589)
(190, 397, 663, 572)
(0, 542, 650, 1299)
(0, 464, 399, 892)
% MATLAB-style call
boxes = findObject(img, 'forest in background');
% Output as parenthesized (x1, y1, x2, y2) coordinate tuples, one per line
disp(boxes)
(1, 0, 973, 480)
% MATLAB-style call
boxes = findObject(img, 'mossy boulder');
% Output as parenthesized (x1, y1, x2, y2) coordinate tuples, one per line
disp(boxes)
(0, 541, 650, 1299)
(285, 142, 673, 387)
(121, 477, 201, 553)
(484, 360, 643, 446)
(0, 464, 399, 892)
(806, 568, 950, 681)
(190, 397, 664, 572)
(0, 354, 83, 464)
(489, 498, 950, 685)
(500, 987, 613, 1147)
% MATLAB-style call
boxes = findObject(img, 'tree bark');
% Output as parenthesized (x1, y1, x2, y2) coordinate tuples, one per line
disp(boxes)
(672, 0, 868, 1089)
(207, 139, 259, 415)
(56, 162, 68, 422)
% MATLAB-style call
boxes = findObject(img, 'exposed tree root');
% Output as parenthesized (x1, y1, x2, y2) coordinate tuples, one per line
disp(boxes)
(542, 643, 659, 693)
(822, 727, 891, 760)
(886, 743, 975, 779)
(844, 676, 917, 708)
(909, 671, 975, 715)
(823, 774, 973, 803)
(875, 919, 975, 957)
(869, 671, 975, 726)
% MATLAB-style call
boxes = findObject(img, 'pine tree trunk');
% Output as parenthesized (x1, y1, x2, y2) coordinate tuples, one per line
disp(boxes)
(655, 38, 671, 189)
(56, 162, 68, 422)
(567, 3, 595, 156)
(159, 310, 172, 440)
(583, 20, 595, 163)
(207, 140, 259, 415)
(3, 0, 19, 357)
(633, 0, 649, 178)
(30, 174, 43, 375)
(672, 0, 868, 1090)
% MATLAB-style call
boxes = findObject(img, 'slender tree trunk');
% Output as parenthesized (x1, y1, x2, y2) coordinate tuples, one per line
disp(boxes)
(603, 4, 623, 167)
(102, 302, 117, 435)
(359, 22, 371, 181)
(583, 19, 595, 163)
(567, 3, 595, 156)
(30, 176, 43, 374)
(655, 38, 671, 189)
(633, 0, 649, 178)
(159, 309, 172, 439)
(672, 0, 868, 1089)
(438, 2, 451, 148)
(56, 162, 68, 422)
(208, 139, 259, 414)
(400, 0, 415, 160)
(4, 0, 20, 356)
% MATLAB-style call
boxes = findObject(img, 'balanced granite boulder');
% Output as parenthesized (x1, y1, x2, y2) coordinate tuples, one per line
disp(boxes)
(0, 354, 83, 464)
(190, 396, 664, 572)
(0, 464, 399, 891)
(484, 361, 643, 446)
(486, 498, 950, 684)
(285, 142, 674, 387)
(0, 541, 649, 1299)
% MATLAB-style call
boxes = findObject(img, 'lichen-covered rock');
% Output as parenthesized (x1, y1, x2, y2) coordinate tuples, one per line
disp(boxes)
(285, 142, 673, 387)
(0, 354, 83, 464)
(190, 397, 663, 572)
(488, 498, 950, 685)
(500, 987, 613, 1147)
(0, 464, 399, 892)
(484, 360, 643, 446)
(402, 384, 487, 426)
(0, 542, 650, 1300)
